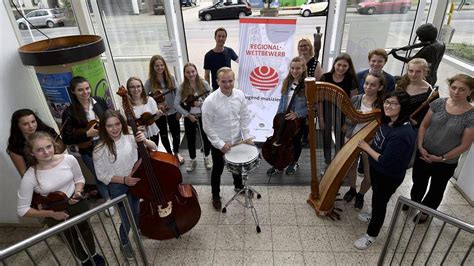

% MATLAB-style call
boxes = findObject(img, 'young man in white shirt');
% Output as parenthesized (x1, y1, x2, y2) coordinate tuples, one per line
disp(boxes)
(201, 67, 252, 210)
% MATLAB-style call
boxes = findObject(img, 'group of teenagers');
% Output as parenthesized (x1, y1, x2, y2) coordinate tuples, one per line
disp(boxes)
(5, 25, 473, 264)
(263, 42, 473, 250)
(7, 55, 216, 264)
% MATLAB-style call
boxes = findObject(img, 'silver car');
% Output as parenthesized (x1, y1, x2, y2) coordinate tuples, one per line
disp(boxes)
(17, 9, 66, 30)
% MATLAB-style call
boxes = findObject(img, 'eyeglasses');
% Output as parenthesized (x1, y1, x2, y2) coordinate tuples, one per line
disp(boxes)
(384, 100, 400, 106)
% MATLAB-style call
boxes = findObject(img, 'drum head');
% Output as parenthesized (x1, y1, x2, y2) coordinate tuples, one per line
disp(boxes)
(225, 144, 259, 164)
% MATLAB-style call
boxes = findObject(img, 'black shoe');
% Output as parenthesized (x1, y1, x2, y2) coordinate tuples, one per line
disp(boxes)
(343, 187, 357, 203)
(285, 163, 299, 175)
(266, 167, 281, 176)
(354, 193, 364, 210)
(234, 185, 244, 192)
(92, 254, 105, 266)
(212, 197, 222, 210)
(413, 212, 429, 224)
(402, 204, 410, 211)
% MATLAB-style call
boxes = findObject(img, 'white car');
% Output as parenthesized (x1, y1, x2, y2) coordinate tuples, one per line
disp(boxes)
(300, 0, 328, 17)
(16, 8, 66, 30)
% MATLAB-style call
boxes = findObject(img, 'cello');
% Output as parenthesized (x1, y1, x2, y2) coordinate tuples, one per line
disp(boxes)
(117, 86, 201, 240)
(262, 81, 304, 170)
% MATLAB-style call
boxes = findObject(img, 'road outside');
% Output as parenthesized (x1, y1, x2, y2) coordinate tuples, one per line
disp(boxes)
(16, 0, 473, 89)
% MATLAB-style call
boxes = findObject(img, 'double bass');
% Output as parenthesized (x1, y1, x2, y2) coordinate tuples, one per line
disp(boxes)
(262, 81, 304, 170)
(117, 86, 201, 240)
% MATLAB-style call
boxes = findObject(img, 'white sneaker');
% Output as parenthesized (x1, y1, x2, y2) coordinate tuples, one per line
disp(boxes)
(354, 234, 376, 250)
(176, 153, 185, 165)
(186, 159, 197, 172)
(105, 206, 115, 217)
(204, 156, 213, 169)
(358, 211, 372, 222)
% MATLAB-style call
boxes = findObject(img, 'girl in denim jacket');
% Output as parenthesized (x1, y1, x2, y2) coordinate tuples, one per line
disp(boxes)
(267, 57, 308, 176)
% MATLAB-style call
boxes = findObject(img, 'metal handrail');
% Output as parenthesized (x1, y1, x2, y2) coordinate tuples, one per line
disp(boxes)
(379, 196, 473, 265)
(0, 194, 148, 265)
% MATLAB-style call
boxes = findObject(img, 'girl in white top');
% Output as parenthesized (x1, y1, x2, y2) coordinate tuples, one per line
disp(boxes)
(93, 110, 157, 258)
(175, 63, 213, 172)
(125, 76, 162, 146)
(343, 72, 386, 210)
(17, 132, 103, 265)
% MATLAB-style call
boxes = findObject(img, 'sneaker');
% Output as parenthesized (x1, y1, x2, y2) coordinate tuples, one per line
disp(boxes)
(120, 243, 134, 260)
(354, 234, 376, 250)
(186, 159, 197, 172)
(266, 167, 281, 177)
(358, 211, 372, 222)
(354, 193, 364, 210)
(104, 205, 115, 217)
(343, 187, 357, 203)
(176, 153, 185, 165)
(212, 196, 222, 210)
(204, 156, 213, 169)
(285, 163, 299, 175)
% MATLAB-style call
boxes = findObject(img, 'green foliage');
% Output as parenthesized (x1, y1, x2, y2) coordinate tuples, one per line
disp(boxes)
(446, 43, 474, 63)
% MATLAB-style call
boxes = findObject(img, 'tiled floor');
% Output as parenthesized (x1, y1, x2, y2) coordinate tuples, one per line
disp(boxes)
(1, 168, 473, 265)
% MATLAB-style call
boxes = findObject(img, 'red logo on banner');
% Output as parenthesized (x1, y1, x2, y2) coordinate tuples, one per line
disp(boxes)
(249, 66, 279, 91)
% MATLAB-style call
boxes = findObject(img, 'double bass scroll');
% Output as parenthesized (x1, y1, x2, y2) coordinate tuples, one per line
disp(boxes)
(304, 79, 381, 216)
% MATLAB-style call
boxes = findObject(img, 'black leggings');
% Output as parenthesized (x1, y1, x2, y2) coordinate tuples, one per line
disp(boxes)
(367, 167, 403, 237)
(156, 113, 181, 154)
(44, 200, 95, 261)
(184, 116, 211, 159)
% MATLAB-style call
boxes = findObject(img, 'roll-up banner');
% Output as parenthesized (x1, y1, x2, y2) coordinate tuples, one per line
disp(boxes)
(238, 17, 297, 142)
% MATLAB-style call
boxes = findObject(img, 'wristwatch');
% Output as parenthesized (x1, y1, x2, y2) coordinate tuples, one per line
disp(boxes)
(441, 155, 447, 162)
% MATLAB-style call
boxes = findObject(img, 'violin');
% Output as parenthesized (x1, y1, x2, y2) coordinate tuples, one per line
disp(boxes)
(262, 82, 304, 170)
(180, 92, 208, 112)
(136, 112, 161, 127)
(76, 120, 99, 149)
(149, 89, 172, 104)
(31, 191, 90, 212)
(117, 86, 201, 240)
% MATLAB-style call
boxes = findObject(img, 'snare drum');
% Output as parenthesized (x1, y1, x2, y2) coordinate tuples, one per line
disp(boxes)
(224, 143, 260, 175)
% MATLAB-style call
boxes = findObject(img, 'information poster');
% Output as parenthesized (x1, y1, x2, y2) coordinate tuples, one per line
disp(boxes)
(36, 72, 73, 124)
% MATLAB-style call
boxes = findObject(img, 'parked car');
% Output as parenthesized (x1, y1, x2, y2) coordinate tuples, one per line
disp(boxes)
(181, 0, 196, 6)
(357, 0, 411, 15)
(16, 8, 66, 30)
(199, 1, 252, 21)
(300, 0, 328, 17)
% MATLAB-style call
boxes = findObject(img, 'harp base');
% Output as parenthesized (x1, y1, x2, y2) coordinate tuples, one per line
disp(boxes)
(307, 193, 342, 220)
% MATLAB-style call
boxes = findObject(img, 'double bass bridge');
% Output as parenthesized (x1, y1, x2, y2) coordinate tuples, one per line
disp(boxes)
(158, 201, 173, 218)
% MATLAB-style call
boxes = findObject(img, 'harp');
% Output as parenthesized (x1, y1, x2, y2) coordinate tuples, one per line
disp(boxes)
(304, 78, 382, 216)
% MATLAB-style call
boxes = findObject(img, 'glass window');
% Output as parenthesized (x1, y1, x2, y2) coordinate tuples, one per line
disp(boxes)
(89, 0, 174, 84)
(342, 0, 432, 76)
(9, 0, 80, 45)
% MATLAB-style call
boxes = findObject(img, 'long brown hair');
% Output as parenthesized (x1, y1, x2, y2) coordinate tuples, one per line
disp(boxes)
(95, 110, 130, 162)
(181, 63, 206, 99)
(281, 57, 307, 96)
(396, 58, 428, 91)
(364, 72, 386, 109)
(330, 53, 357, 82)
(24, 131, 62, 186)
(148, 55, 175, 93)
(68, 76, 91, 125)
(127, 76, 148, 104)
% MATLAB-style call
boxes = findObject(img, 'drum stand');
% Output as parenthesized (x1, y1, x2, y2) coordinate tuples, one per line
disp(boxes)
(222, 169, 262, 233)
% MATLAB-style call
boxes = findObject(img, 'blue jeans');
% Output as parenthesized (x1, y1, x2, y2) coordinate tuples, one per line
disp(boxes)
(80, 152, 110, 200)
(108, 183, 140, 245)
